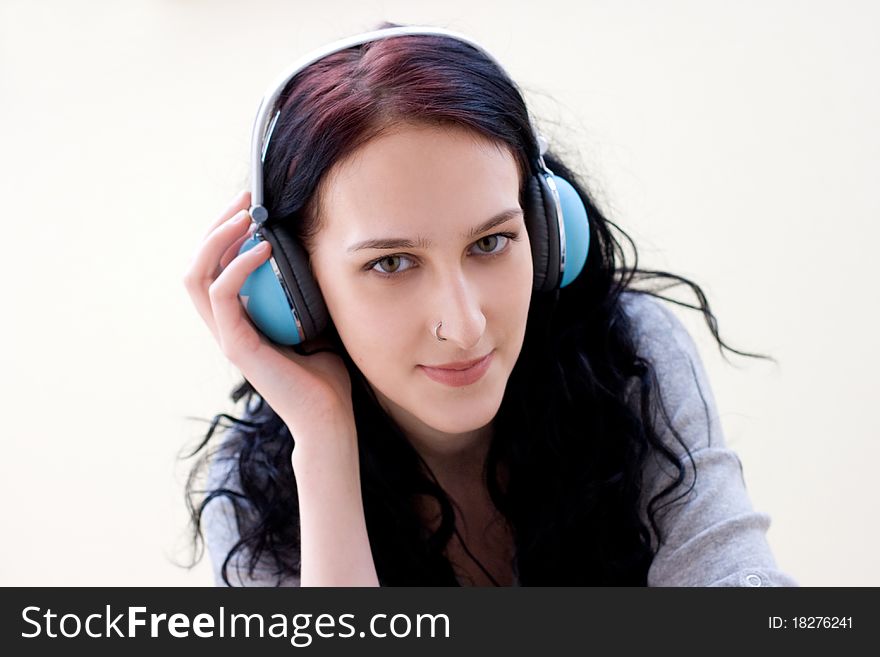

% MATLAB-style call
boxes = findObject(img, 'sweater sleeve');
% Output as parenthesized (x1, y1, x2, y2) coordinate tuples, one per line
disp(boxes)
(201, 413, 301, 587)
(622, 292, 798, 587)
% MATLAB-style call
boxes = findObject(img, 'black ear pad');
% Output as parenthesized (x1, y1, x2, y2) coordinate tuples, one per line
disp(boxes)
(257, 223, 330, 343)
(523, 174, 562, 292)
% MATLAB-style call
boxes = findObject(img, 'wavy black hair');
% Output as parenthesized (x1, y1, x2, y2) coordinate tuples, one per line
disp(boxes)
(182, 23, 772, 586)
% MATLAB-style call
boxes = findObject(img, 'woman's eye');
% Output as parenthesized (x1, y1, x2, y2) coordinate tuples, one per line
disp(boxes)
(365, 232, 519, 279)
(473, 234, 507, 254)
(371, 255, 413, 275)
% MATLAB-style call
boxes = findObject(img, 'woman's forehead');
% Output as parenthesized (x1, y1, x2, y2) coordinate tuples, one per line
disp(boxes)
(317, 123, 521, 239)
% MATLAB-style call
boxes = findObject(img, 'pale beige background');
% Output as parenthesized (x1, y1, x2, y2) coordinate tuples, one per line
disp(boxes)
(1, 0, 876, 586)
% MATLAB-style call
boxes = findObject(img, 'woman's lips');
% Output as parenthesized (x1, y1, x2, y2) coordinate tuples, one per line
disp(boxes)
(418, 351, 494, 387)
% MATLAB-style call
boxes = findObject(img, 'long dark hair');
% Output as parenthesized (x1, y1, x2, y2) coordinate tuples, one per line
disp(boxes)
(183, 24, 771, 585)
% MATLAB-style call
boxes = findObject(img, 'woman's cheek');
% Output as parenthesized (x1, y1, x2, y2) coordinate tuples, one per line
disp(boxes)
(341, 287, 412, 352)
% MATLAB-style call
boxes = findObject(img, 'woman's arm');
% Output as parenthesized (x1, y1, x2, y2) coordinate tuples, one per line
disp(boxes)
(623, 291, 798, 587)
(188, 191, 379, 586)
(291, 428, 380, 587)
(201, 411, 379, 587)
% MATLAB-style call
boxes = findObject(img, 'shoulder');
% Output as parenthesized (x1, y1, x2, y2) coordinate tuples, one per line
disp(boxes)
(618, 293, 797, 586)
(619, 290, 703, 371)
(618, 290, 721, 453)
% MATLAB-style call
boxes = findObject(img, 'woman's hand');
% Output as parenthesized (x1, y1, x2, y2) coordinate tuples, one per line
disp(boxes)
(183, 190, 356, 445)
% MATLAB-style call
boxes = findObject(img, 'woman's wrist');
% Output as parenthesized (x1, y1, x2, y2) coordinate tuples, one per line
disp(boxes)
(289, 422, 360, 481)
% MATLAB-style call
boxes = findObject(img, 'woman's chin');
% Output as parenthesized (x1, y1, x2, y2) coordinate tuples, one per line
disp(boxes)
(415, 395, 503, 436)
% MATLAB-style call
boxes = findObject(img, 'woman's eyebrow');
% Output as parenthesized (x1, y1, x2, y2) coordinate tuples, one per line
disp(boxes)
(346, 208, 524, 253)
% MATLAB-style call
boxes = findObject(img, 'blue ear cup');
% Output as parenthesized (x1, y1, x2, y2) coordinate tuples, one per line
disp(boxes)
(237, 224, 330, 346)
(525, 171, 590, 292)
(238, 236, 304, 345)
(553, 175, 590, 288)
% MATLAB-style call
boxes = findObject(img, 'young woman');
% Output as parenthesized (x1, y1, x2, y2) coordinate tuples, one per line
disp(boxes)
(182, 24, 796, 587)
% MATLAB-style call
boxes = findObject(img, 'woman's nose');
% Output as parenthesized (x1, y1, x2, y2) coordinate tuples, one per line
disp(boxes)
(431, 272, 486, 350)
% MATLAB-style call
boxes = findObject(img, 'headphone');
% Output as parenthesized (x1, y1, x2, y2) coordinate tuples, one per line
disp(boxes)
(237, 25, 591, 346)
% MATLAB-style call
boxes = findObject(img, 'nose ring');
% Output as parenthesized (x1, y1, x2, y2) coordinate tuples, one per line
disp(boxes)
(434, 321, 447, 342)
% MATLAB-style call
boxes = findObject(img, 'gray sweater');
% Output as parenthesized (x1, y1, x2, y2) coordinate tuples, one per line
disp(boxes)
(202, 291, 798, 587)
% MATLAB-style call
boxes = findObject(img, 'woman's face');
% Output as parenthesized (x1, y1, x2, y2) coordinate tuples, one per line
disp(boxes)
(307, 122, 533, 440)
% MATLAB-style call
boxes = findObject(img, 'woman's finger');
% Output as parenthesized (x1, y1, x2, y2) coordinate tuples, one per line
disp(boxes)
(201, 189, 251, 241)
(220, 223, 258, 270)
(183, 209, 255, 338)
(208, 239, 274, 360)
(187, 209, 252, 284)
